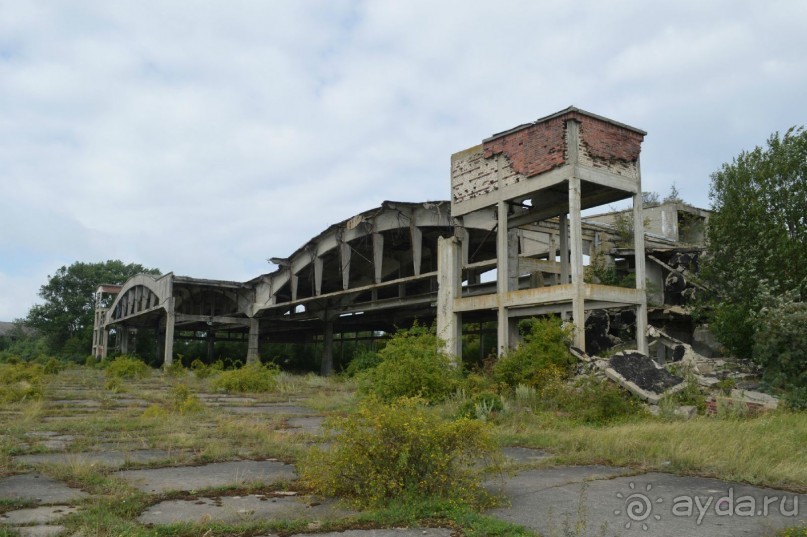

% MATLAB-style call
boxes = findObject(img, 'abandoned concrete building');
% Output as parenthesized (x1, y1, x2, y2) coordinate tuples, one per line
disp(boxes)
(92, 107, 710, 372)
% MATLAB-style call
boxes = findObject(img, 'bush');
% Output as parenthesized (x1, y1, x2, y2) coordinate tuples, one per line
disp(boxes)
(456, 392, 506, 420)
(751, 293, 807, 390)
(343, 348, 383, 377)
(168, 384, 204, 414)
(492, 317, 575, 389)
(541, 374, 643, 424)
(211, 362, 279, 393)
(359, 324, 460, 403)
(301, 397, 498, 508)
(104, 355, 151, 380)
(0, 362, 45, 402)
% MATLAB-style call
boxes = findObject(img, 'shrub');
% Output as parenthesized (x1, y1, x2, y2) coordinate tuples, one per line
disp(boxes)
(541, 374, 643, 424)
(457, 392, 506, 420)
(210, 362, 279, 393)
(751, 293, 807, 390)
(344, 348, 383, 377)
(164, 360, 186, 378)
(0, 362, 45, 402)
(783, 386, 807, 411)
(359, 324, 460, 403)
(104, 355, 151, 380)
(168, 383, 204, 414)
(492, 317, 575, 389)
(301, 397, 498, 508)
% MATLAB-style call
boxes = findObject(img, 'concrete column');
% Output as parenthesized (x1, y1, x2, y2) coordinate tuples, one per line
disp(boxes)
(207, 331, 216, 363)
(508, 229, 519, 292)
(559, 213, 570, 285)
(340, 241, 351, 290)
(314, 256, 323, 295)
(410, 224, 423, 276)
(290, 271, 299, 302)
(247, 318, 260, 363)
(101, 329, 109, 359)
(321, 319, 334, 376)
(497, 200, 510, 355)
(373, 233, 384, 284)
(436, 236, 462, 362)
(569, 175, 586, 350)
(119, 326, 129, 355)
(163, 298, 175, 367)
(633, 187, 649, 355)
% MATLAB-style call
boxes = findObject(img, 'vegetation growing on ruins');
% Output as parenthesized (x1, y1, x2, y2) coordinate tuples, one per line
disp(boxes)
(703, 126, 807, 400)
(24, 260, 160, 358)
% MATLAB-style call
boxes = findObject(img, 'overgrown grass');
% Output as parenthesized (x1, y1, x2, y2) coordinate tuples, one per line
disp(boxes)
(1, 353, 805, 537)
(210, 362, 279, 393)
(302, 397, 501, 508)
(501, 410, 807, 491)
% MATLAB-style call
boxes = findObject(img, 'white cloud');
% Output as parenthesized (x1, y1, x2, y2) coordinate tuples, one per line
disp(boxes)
(1, 0, 806, 319)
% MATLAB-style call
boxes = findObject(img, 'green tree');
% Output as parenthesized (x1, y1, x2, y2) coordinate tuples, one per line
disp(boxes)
(26, 260, 160, 356)
(703, 126, 807, 361)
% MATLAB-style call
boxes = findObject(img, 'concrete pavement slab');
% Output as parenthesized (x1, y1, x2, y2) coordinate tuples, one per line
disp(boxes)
(118, 459, 295, 493)
(0, 473, 89, 504)
(138, 494, 346, 525)
(488, 467, 806, 537)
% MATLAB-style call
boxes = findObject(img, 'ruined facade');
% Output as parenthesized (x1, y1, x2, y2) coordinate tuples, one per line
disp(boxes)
(92, 107, 709, 370)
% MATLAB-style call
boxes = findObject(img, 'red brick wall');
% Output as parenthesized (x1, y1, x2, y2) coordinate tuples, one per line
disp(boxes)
(482, 111, 644, 178)
(482, 116, 566, 178)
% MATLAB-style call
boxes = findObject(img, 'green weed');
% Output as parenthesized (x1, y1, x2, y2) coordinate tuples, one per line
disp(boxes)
(302, 397, 500, 508)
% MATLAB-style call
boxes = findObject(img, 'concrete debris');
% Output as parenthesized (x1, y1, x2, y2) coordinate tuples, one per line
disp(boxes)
(730, 389, 779, 410)
(604, 351, 685, 404)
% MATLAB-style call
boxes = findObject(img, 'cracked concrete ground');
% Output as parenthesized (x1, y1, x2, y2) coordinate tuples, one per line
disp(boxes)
(488, 466, 806, 537)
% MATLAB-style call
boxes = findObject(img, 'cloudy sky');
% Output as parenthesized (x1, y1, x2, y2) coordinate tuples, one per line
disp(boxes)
(1, 1, 805, 320)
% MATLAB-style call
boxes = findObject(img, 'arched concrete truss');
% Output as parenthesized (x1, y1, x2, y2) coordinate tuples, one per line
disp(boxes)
(92, 108, 710, 372)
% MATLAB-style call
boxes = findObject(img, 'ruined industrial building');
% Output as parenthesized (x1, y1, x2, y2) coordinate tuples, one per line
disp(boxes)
(92, 107, 713, 374)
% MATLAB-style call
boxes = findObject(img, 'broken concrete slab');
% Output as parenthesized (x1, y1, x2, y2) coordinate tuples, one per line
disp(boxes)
(138, 494, 346, 525)
(287, 530, 454, 537)
(118, 459, 295, 493)
(605, 351, 685, 404)
(15, 526, 66, 537)
(222, 404, 314, 416)
(0, 473, 89, 504)
(730, 389, 779, 410)
(488, 468, 807, 537)
(0, 505, 79, 524)
(15, 448, 174, 468)
(282, 416, 324, 434)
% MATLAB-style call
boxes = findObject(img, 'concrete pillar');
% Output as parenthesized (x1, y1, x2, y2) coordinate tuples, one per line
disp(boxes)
(207, 331, 216, 363)
(314, 256, 323, 295)
(247, 318, 260, 363)
(119, 326, 129, 355)
(373, 232, 384, 284)
(497, 200, 510, 355)
(290, 271, 299, 302)
(321, 319, 334, 376)
(163, 298, 175, 367)
(569, 175, 586, 350)
(436, 236, 462, 362)
(559, 214, 570, 284)
(340, 241, 351, 290)
(410, 224, 423, 276)
(633, 187, 649, 355)
(101, 329, 109, 359)
(566, 120, 586, 351)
